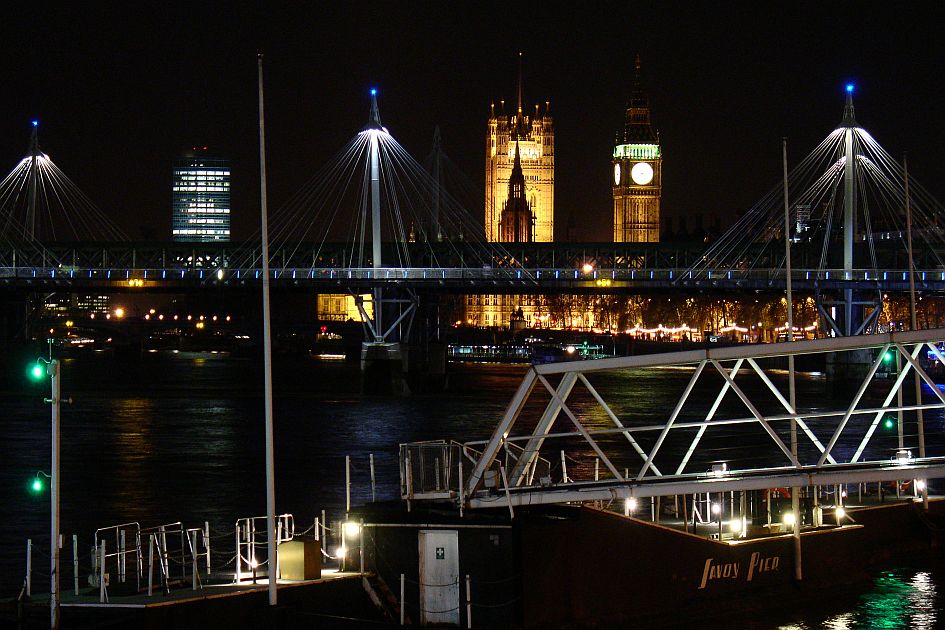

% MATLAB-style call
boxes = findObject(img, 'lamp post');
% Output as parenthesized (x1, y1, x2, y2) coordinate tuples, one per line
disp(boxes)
(31, 357, 61, 629)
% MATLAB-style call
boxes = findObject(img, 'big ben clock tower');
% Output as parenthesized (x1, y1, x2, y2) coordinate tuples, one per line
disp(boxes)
(613, 55, 661, 242)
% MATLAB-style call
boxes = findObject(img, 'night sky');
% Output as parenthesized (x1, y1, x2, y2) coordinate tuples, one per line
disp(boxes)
(2, 3, 943, 242)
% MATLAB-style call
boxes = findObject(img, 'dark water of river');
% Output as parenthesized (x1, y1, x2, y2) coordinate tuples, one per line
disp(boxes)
(1, 351, 942, 627)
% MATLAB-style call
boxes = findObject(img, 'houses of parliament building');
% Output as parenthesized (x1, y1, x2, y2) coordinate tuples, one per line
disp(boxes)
(465, 55, 661, 328)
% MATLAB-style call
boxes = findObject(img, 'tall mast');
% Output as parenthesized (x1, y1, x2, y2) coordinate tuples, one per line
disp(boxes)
(842, 84, 856, 334)
(256, 54, 278, 607)
(27, 121, 40, 239)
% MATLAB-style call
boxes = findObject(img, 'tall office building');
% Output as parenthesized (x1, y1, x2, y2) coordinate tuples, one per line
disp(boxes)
(172, 148, 231, 242)
(613, 56, 661, 242)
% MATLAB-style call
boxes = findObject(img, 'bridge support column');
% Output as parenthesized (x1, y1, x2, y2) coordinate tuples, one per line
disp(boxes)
(825, 349, 874, 394)
(361, 342, 410, 396)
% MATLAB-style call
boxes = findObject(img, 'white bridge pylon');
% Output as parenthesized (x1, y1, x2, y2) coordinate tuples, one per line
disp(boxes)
(450, 329, 945, 509)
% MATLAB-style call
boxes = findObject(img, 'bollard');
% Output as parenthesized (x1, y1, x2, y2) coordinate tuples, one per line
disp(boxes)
(465, 574, 472, 629)
(26, 539, 32, 598)
(400, 573, 405, 626)
(73, 535, 79, 596)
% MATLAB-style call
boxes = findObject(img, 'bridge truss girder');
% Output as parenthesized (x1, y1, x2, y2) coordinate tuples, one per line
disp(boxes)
(405, 328, 945, 510)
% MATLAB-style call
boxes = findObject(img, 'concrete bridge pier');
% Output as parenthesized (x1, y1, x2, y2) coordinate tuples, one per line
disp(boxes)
(361, 341, 410, 396)
(825, 348, 875, 394)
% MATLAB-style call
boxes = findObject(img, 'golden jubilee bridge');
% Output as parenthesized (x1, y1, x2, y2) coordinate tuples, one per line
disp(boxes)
(0, 239, 943, 296)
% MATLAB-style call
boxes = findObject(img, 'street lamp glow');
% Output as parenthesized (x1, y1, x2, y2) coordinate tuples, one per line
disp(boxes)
(370, 88, 377, 96)
(845, 83, 855, 94)
(114, 307, 125, 318)
(32, 120, 39, 127)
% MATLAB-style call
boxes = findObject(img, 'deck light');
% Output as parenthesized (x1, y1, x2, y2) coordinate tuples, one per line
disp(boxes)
(581, 263, 594, 274)
(895, 449, 913, 464)
(334, 545, 347, 559)
(710, 462, 728, 478)
(711, 503, 721, 515)
(915, 479, 927, 491)
(625, 498, 637, 514)
(835, 507, 846, 522)
(782, 512, 796, 527)
(343, 521, 361, 538)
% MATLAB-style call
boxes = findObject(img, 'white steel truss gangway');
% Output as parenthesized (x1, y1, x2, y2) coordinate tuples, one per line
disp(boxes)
(401, 328, 945, 510)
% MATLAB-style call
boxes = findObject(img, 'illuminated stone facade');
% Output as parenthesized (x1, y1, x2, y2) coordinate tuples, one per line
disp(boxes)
(316, 294, 372, 322)
(485, 96, 554, 242)
(472, 65, 555, 329)
(613, 56, 661, 243)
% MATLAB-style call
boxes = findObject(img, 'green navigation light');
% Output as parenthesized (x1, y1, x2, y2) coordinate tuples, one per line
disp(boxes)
(29, 363, 45, 381)
(883, 351, 893, 363)
(884, 418, 895, 430)
(31, 476, 44, 493)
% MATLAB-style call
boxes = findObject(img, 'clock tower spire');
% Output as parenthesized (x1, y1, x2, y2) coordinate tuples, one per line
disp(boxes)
(613, 54, 662, 242)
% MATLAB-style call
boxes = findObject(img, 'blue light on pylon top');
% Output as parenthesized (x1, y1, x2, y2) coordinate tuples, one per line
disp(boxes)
(31, 120, 39, 127)
(845, 84, 855, 94)
(370, 88, 377, 96)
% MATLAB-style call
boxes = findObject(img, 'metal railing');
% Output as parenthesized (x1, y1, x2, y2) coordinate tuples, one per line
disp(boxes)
(234, 514, 294, 583)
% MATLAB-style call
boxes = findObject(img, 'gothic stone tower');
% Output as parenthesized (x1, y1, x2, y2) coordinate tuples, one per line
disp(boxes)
(498, 142, 535, 242)
(613, 55, 661, 242)
(485, 56, 554, 242)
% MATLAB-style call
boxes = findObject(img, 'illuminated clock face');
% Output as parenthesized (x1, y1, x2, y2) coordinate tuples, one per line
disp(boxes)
(613, 163, 621, 185)
(631, 162, 654, 185)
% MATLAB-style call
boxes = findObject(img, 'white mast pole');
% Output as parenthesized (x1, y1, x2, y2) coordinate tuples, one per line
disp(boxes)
(257, 54, 278, 606)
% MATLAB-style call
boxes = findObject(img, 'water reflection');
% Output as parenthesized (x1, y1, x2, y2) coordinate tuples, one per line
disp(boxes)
(776, 568, 939, 629)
